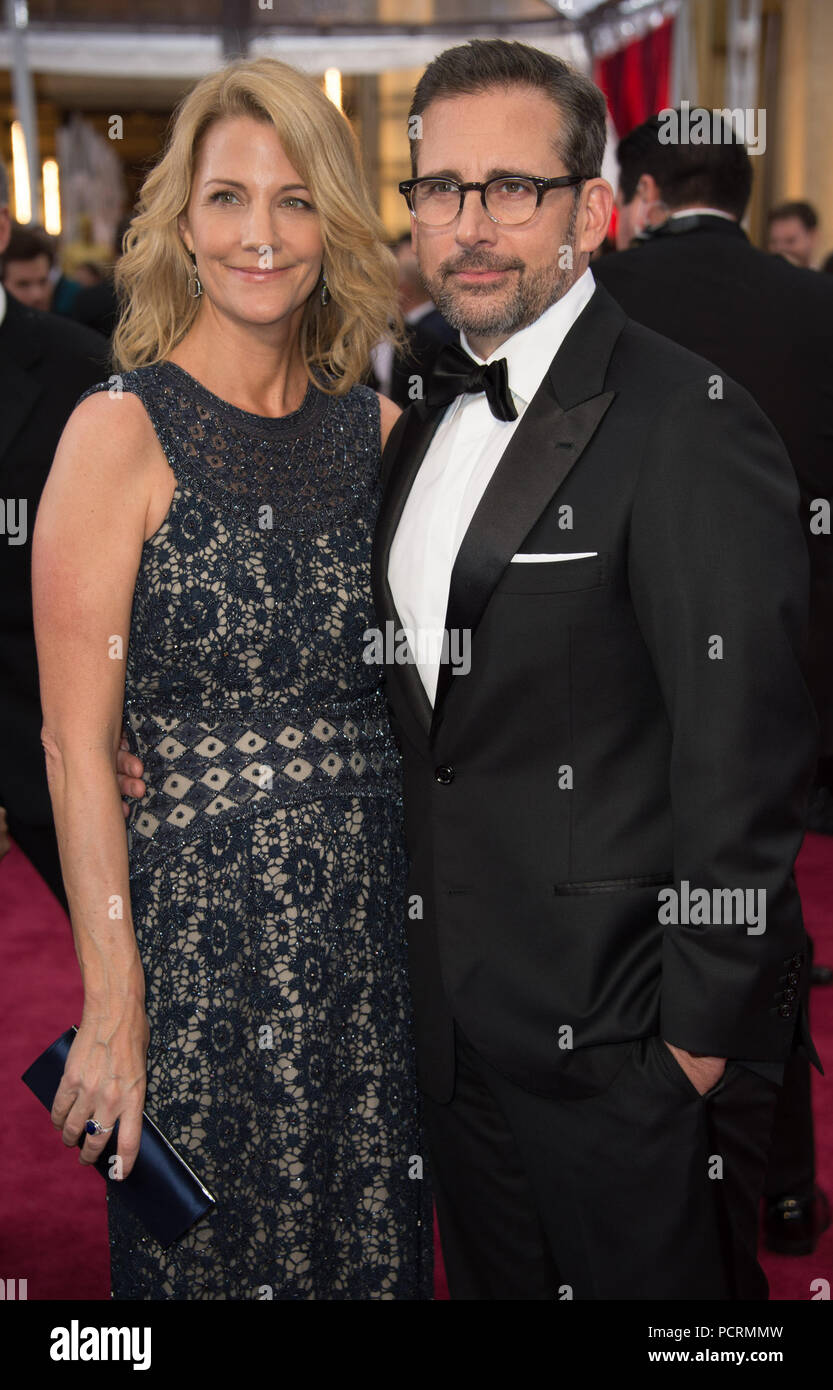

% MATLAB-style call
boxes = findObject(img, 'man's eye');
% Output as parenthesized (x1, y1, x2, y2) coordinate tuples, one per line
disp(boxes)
(496, 181, 529, 196)
(424, 182, 458, 196)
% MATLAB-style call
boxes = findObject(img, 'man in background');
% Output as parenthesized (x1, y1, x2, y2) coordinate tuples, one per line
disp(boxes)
(373, 233, 456, 408)
(1, 222, 83, 315)
(594, 116, 833, 1256)
(767, 200, 820, 268)
(0, 162, 109, 909)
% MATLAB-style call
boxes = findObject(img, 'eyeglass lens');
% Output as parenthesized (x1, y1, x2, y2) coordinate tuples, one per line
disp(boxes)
(411, 177, 539, 226)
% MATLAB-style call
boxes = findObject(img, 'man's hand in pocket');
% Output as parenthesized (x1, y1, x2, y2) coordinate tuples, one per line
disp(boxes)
(664, 1040, 727, 1096)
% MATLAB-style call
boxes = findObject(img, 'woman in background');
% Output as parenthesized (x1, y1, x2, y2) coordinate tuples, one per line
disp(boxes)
(33, 57, 431, 1299)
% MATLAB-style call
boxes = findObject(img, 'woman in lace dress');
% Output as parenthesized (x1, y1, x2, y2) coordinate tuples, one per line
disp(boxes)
(32, 58, 432, 1299)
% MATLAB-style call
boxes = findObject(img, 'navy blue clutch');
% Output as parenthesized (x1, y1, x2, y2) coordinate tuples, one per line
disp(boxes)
(22, 1026, 216, 1248)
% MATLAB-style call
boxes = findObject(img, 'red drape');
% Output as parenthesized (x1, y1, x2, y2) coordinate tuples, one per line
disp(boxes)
(593, 18, 674, 139)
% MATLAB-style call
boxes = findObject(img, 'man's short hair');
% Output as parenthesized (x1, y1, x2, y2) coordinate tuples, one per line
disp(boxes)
(408, 38, 608, 182)
(0, 161, 9, 210)
(767, 199, 818, 230)
(3, 223, 55, 267)
(616, 112, 753, 221)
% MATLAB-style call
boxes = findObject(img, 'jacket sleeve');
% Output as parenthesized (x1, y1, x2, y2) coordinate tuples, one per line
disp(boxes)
(627, 374, 821, 1066)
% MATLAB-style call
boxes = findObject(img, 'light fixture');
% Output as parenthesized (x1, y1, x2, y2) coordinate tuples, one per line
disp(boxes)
(43, 158, 61, 235)
(324, 68, 342, 111)
(11, 120, 31, 223)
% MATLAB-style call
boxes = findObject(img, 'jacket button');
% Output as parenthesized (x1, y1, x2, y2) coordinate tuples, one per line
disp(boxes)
(786, 972, 800, 986)
(778, 1004, 793, 1019)
(791, 952, 804, 968)
(782, 988, 797, 1003)
(434, 765, 455, 785)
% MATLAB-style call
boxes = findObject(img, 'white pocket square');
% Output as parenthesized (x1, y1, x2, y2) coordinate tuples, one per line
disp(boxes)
(509, 551, 598, 563)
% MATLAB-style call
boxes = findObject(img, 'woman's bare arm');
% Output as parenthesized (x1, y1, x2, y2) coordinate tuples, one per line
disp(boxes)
(32, 389, 167, 1178)
(376, 391, 402, 450)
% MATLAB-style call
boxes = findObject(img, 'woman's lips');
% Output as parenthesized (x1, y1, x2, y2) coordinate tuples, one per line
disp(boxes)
(226, 266, 291, 280)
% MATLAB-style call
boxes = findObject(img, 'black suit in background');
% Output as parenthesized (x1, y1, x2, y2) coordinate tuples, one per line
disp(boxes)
(389, 306, 457, 410)
(71, 276, 120, 341)
(372, 282, 821, 1298)
(593, 215, 833, 1214)
(0, 293, 110, 909)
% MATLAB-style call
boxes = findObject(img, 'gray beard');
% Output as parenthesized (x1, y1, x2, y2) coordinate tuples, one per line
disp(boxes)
(424, 200, 580, 341)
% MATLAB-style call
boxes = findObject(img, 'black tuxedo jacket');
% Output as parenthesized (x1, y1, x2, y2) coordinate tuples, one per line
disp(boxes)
(0, 293, 109, 824)
(593, 216, 833, 755)
(371, 282, 821, 1104)
(389, 307, 458, 410)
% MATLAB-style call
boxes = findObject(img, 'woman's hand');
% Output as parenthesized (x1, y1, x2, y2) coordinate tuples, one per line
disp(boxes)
(116, 732, 147, 818)
(51, 998, 150, 1179)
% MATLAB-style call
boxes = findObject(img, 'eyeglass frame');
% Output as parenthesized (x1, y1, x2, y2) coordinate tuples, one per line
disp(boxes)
(398, 172, 591, 227)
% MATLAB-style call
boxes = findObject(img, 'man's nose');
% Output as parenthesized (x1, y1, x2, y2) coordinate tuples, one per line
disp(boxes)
(454, 187, 499, 246)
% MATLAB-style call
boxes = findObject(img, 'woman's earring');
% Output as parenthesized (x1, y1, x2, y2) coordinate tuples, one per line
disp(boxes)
(188, 250, 203, 299)
(320, 268, 330, 306)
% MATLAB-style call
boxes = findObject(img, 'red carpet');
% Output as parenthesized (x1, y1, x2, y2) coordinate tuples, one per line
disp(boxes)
(2, 835, 830, 1300)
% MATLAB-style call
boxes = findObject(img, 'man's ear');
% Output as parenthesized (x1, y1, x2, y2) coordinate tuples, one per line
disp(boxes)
(578, 178, 615, 255)
(636, 173, 662, 207)
(0, 206, 11, 258)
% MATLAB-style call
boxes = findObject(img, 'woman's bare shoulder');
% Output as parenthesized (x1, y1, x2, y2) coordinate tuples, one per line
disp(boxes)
(65, 385, 161, 460)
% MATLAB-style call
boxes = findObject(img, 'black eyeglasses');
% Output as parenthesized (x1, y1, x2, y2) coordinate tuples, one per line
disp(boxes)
(399, 173, 590, 227)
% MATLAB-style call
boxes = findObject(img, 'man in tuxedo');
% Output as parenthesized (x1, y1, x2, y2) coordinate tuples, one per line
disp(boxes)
(371, 40, 821, 1299)
(0, 162, 109, 908)
(593, 116, 833, 1258)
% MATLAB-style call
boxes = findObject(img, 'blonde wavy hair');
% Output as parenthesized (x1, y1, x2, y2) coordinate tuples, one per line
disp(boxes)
(113, 57, 403, 394)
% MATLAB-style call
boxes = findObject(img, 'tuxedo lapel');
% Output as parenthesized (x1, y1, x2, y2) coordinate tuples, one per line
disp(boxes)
(372, 283, 628, 744)
(372, 400, 447, 738)
(431, 284, 626, 734)
(431, 386, 615, 726)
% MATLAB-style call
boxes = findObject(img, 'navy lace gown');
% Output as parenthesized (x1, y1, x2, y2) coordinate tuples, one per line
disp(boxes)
(77, 362, 432, 1300)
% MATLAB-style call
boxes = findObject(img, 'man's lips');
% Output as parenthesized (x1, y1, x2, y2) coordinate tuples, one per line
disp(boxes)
(449, 267, 517, 284)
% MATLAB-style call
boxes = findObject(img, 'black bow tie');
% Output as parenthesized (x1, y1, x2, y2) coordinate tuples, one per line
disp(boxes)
(426, 342, 518, 422)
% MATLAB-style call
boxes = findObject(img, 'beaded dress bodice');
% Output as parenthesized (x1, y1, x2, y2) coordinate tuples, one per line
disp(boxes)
(83, 363, 400, 872)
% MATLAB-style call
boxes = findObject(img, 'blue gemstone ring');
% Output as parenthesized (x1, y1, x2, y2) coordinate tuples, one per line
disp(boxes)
(85, 1118, 115, 1137)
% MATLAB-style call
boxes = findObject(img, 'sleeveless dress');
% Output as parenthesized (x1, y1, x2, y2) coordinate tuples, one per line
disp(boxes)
(77, 362, 432, 1300)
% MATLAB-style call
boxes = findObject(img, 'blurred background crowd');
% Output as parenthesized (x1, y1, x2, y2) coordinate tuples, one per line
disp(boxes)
(2, 0, 833, 329)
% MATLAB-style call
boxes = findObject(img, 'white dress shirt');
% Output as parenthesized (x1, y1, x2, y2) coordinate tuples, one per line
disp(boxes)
(0, 283, 7, 328)
(667, 206, 736, 222)
(387, 266, 596, 704)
